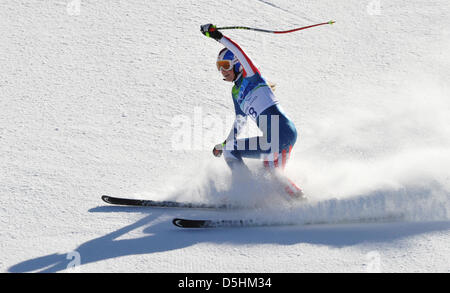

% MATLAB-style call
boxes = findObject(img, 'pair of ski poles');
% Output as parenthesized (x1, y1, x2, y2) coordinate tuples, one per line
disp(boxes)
(215, 20, 335, 34)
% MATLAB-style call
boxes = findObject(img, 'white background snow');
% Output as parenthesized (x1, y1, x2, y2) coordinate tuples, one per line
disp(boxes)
(1, 0, 450, 272)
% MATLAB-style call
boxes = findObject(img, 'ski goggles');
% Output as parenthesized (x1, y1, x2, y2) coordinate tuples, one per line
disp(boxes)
(216, 60, 233, 71)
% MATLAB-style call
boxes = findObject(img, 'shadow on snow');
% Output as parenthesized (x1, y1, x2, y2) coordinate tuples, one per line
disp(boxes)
(8, 204, 450, 272)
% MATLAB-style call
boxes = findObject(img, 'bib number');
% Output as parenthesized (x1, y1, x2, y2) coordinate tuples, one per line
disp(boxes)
(248, 107, 257, 119)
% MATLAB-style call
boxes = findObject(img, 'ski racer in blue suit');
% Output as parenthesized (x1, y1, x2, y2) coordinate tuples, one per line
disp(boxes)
(200, 24, 304, 199)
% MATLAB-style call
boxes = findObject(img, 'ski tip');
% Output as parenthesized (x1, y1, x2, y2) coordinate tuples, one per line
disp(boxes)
(172, 218, 184, 227)
(101, 195, 112, 203)
(172, 218, 209, 228)
(329, 20, 336, 25)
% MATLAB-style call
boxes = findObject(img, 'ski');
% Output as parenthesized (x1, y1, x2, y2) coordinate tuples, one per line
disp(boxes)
(172, 213, 405, 229)
(172, 218, 261, 228)
(101, 195, 236, 210)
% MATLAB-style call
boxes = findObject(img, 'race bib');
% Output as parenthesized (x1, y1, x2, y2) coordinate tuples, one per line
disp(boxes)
(241, 85, 278, 121)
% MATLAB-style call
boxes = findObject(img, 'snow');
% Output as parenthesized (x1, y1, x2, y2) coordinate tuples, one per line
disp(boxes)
(1, 0, 450, 273)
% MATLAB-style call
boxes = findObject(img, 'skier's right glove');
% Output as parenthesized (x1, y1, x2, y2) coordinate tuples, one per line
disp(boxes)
(212, 141, 226, 157)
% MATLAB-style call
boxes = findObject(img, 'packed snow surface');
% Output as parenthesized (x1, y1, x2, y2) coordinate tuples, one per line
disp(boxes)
(1, 0, 449, 272)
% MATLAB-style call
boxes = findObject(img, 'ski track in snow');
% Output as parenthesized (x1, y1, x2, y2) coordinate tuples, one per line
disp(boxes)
(1, 0, 450, 272)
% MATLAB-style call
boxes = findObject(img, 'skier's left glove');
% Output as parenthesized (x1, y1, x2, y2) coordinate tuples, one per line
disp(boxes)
(212, 141, 226, 157)
(200, 24, 223, 41)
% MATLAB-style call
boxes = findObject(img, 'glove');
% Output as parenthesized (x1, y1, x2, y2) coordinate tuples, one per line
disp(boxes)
(212, 141, 226, 157)
(200, 23, 223, 41)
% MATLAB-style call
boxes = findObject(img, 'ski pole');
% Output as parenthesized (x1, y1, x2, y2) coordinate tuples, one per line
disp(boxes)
(216, 20, 335, 34)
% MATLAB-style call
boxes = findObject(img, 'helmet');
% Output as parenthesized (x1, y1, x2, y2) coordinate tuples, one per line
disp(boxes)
(217, 48, 242, 76)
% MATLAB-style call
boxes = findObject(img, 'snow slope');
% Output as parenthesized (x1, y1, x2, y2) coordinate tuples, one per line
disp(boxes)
(1, 0, 450, 272)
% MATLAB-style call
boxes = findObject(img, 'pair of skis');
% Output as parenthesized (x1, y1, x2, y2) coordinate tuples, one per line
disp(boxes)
(101, 195, 255, 228)
(101, 195, 404, 228)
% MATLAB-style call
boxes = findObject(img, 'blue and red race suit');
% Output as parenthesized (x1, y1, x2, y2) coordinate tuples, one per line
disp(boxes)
(220, 35, 298, 171)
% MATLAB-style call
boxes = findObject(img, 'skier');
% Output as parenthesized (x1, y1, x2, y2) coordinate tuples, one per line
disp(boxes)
(200, 24, 305, 199)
